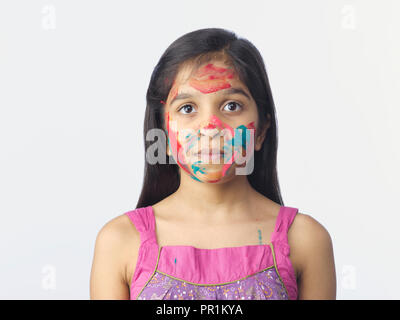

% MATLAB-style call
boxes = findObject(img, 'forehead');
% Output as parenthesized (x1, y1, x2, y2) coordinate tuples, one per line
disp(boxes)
(165, 58, 254, 106)
(173, 58, 240, 86)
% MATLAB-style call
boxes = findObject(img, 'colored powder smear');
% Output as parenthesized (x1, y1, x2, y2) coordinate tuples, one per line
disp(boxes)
(163, 63, 257, 183)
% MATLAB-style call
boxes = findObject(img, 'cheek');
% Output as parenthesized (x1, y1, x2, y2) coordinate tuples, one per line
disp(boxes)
(167, 111, 257, 156)
(178, 129, 199, 154)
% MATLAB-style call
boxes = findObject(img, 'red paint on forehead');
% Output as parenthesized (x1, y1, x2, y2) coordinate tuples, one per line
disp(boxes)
(189, 79, 231, 94)
(189, 63, 235, 94)
(169, 84, 179, 102)
(194, 63, 235, 79)
(166, 63, 236, 103)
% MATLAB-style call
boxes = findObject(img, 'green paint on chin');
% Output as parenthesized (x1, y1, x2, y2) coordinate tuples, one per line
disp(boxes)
(258, 229, 262, 245)
(190, 175, 203, 182)
(191, 161, 206, 175)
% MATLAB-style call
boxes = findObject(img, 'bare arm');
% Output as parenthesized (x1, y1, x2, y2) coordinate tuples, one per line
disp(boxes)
(290, 213, 337, 300)
(90, 216, 133, 300)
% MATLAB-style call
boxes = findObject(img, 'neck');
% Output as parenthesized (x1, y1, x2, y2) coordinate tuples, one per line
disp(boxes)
(172, 169, 257, 223)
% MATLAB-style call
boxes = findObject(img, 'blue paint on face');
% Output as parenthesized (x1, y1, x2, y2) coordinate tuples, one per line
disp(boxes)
(167, 136, 171, 155)
(185, 134, 198, 153)
(190, 174, 203, 182)
(181, 130, 201, 160)
(234, 125, 250, 150)
(191, 160, 206, 175)
(172, 125, 253, 183)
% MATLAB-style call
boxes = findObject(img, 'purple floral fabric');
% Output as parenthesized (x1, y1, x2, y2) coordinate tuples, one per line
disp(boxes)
(137, 267, 288, 300)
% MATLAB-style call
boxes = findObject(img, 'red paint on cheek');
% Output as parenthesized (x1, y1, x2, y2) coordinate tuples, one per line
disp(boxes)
(247, 121, 255, 129)
(166, 111, 170, 131)
(166, 112, 193, 176)
(247, 121, 256, 133)
(246, 121, 257, 135)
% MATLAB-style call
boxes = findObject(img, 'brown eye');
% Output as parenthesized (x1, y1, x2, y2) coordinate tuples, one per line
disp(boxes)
(224, 101, 242, 112)
(178, 104, 197, 115)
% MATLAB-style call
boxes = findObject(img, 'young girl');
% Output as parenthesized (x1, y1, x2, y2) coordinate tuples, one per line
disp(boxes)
(90, 28, 336, 300)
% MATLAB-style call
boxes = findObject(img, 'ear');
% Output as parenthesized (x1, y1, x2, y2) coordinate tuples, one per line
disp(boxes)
(254, 114, 271, 151)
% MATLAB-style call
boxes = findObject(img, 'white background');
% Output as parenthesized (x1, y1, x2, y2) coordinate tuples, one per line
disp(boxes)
(0, 0, 399, 299)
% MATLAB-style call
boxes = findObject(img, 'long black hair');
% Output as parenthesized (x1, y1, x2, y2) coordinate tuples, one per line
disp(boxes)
(136, 28, 284, 208)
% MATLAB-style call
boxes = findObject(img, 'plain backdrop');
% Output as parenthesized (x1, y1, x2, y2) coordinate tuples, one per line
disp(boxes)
(0, 0, 399, 299)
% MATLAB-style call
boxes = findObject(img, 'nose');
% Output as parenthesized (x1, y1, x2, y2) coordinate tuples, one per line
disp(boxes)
(197, 115, 226, 153)
(200, 125, 219, 138)
(199, 114, 222, 138)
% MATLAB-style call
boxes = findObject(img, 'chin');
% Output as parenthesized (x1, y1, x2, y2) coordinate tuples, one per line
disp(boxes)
(193, 165, 238, 184)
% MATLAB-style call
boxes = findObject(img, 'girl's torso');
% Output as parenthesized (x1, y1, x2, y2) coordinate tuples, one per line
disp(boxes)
(122, 196, 301, 299)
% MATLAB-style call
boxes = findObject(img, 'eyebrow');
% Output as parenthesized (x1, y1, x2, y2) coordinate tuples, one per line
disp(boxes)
(169, 87, 251, 105)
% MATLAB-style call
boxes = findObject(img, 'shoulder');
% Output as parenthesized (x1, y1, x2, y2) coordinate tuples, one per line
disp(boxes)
(90, 213, 141, 299)
(289, 212, 334, 262)
(290, 212, 333, 245)
(288, 212, 336, 298)
(93, 212, 141, 282)
(96, 213, 140, 247)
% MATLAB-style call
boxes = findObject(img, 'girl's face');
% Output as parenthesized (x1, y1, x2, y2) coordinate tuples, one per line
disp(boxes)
(163, 59, 268, 183)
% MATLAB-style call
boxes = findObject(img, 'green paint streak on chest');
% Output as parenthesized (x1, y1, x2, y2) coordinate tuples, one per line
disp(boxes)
(258, 229, 262, 244)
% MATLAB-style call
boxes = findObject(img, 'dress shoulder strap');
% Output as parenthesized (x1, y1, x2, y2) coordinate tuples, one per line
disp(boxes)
(124, 206, 157, 245)
(271, 205, 299, 244)
(270, 205, 299, 300)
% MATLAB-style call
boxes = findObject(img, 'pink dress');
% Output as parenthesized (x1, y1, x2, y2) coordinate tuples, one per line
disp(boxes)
(124, 205, 298, 300)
